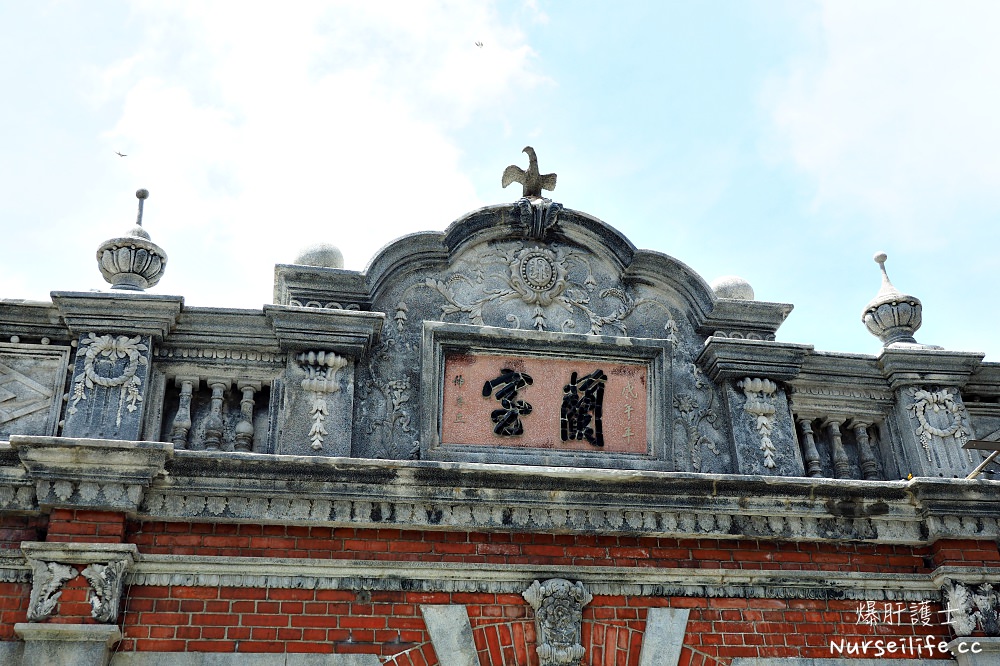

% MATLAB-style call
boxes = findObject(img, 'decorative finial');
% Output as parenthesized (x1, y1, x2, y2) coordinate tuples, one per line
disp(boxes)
(862, 251, 926, 347)
(95, 188, 167, 291)
(502, 146, 557, 199)
(136, 188, 149, 227)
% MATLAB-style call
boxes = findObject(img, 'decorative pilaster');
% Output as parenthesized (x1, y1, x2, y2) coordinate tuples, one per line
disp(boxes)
(797, 418, 822, 477)
(879, 348, 984, 478)
(297, 352, 347, 451)
(51, 291, 182, 440)
(523, 578, 592, 666)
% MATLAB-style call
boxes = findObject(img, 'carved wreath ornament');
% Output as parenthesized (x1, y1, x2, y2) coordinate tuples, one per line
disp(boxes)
(907, 387, 971, 462)
(68, 333, 148, 426)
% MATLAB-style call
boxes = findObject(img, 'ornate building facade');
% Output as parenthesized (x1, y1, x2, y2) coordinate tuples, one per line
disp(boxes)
(1, 150, 999, 665)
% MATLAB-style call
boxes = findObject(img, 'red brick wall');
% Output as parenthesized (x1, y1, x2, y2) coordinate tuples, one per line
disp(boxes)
(115, 587, 953, 663)
(1, 514, 993, 662)
(125, 522, 933, 574)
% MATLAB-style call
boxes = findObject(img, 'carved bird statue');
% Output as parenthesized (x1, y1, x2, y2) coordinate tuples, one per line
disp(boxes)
(502, 146, 556, 199)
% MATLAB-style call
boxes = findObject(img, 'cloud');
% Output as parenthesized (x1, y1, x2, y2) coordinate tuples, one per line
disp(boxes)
(765, 1, 1000, 239)
(96, 1, 547, 306)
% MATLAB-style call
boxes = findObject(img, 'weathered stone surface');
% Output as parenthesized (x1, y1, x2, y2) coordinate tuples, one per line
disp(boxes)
(420, 605, 478, 666)
(12, 435, 171, 510)
(15, 622, 121, 666)
(638, 607, 689, 666)
(723, 378, 805, 477)
(0, 342, 69, 440)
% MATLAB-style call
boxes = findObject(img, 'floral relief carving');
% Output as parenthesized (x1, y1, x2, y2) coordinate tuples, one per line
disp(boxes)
(81, 560, 130, 623)
(68, 333, 148, 426)
(907, 387, 972, 462)
(26, 560, 78, 621)
(523, 578, 593, 665)
(297, 351, 348, 451)
(943, 579, 1000, 637)
(739, 377, 779, 469)
(416, 244, 632, 334)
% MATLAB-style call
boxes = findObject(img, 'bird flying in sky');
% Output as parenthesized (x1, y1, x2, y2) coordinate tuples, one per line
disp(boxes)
(475, 41, 483, 48)
(115, 151, 127, 157)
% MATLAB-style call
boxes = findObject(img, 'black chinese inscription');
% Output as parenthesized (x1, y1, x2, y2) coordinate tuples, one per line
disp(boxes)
(561, 369, 607, 447)
(482, 369, 533, 436)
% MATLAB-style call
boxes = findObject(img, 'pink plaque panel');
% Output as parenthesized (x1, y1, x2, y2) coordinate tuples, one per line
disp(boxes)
(441, 353, 648, 454)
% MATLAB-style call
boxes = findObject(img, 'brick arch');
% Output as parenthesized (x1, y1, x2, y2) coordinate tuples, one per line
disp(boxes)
(471, 618, 537, 665)
(382, 642, 440, 666)
(583, 620, 646, 665)
(678, 647, 728, 666)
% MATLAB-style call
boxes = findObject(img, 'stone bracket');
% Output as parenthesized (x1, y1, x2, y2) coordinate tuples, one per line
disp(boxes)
(50, 291, 183, 341)
(878, 348, 985, 390)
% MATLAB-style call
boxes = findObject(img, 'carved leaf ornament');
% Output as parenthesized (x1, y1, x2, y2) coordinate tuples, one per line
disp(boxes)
(68, 333, 148, 426)
(739, 377, 778, 469)
(523, 578, 593, 665)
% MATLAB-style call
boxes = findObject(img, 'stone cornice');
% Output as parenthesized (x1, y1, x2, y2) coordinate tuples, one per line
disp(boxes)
(11, 435, 172, 511)
(118, 555, 977, 601)
(264, 303, 384, 356)
(4, 440, 1000, 544)
(878, 348, 985, 390)
(50, 291, 183, 340)
(137, 451, 1000, 545)
(696, 337, 813, 382)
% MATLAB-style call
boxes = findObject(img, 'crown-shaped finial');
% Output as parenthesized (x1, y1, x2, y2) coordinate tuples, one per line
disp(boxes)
(96, 188, 168, 290)
(862, 251, 922, 346)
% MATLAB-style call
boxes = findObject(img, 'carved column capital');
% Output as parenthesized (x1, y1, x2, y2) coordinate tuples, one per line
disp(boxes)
(22, 542, 137, 624)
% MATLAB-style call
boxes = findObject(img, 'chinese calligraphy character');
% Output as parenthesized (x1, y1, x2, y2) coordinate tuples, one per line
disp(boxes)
(856, 601, 880, 626)
(909, 601, 932, 626)
(482, 369, 533, 436)
(882, 603, 905, 625)
(624, 403, 633, 421)
(621, 379, 638, 400)
(560, 369, 607, 447)
(453, 375, 465, 387)
(623, 426, 634, 443)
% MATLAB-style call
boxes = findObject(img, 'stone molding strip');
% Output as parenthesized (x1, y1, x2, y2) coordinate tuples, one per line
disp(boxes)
(111, 654, 381, 665)
(119, 554, 963, 601)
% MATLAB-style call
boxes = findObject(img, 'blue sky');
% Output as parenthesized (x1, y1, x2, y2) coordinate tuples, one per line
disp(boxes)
(1, 1, 997, 361)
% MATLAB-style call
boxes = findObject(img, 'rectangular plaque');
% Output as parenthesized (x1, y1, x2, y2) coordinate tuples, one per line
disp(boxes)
(421, 322, 672, 470)
(442, 353, 648, 453)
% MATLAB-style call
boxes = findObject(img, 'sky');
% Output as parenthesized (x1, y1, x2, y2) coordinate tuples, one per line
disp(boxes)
(1, 1, 998, 362)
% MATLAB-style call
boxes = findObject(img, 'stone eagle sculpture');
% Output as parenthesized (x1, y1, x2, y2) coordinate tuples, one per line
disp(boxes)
(502, 146, 557, 199)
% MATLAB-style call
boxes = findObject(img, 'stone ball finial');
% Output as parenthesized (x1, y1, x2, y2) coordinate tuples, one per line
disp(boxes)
(96, 187, 167, 291)
(294, 243, 344, 269)
(711, 275, 755, 301)
(862, 251, 922, 346)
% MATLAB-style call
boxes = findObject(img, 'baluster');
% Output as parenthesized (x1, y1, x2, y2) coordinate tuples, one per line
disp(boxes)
(854, 421, 879, 480)
(170, 377, 198, 449)
(234, 380, 260, 453)
(203, 379, 230, 451)
(823, 418, 851, 478)
(798, 418, 822, 477)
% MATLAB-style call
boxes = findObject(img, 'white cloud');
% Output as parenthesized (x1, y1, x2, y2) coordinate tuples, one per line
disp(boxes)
(766, 1, 1000, 237)
(95, 0, 547, 306)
